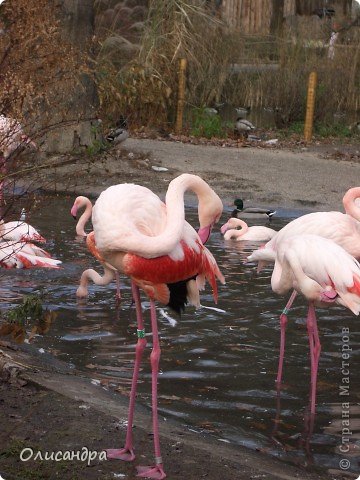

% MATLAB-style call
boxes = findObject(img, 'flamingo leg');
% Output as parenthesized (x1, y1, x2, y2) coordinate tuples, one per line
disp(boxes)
(115, 272, 122, 304)
(276, 290, 297, 385)
(306, 302, 321, 415)
(300, 409, 316, 462)
(107, 281, 147, 461)
(136, 299, 166, 479)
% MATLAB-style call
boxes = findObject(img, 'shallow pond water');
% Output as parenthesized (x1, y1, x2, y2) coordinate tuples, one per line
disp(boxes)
(0, 194, 359, 476)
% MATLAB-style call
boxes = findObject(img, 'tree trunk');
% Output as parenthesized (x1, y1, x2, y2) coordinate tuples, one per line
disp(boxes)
(44, 0, 100, 153)
(270, 0, 285, 33)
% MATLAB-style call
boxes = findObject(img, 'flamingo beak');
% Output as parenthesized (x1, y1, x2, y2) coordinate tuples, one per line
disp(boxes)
(220, 223, 229, 235)
(198, 225, 212, 244)
(320, 289, 337, 302)
(70, 205, 78, 220)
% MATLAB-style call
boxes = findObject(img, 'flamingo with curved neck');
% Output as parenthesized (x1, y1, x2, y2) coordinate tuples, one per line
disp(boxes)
(221, 217, 276, 241)
(342, 186, 360, 221)
(91, 174, 224, 479)
(71, 195, 92, 237)
(92, 173, 223, 258)
(70, 196, 121, 301)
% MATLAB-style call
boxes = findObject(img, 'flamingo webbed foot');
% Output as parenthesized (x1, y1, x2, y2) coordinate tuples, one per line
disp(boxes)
(106, 447, 135, 462)
(136, 465, 166, 479)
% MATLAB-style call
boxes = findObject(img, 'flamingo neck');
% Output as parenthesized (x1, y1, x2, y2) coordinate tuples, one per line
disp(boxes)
(75, 196, 92, 236)
(129, 174, 222, 257)
(284, 250, 322, 301)
(231, 218, 248, 235)
(76, 266, 115, 297)
(222, 218, 248, 240)
(343, 187, 360, 221)
(165, 173, 222, 242)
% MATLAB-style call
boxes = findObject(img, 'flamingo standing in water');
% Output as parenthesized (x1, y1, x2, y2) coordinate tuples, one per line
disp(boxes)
(248, 186, 360, 385)
(271, 233, 360, 413)
(88, 174, 224, 479)
(221, 217, 276, 241)
(70, 196, 121, 301)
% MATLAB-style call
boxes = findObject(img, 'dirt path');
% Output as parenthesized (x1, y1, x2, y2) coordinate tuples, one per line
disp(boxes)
(47, 137, 360, 213)
(122, 138, 360, 210)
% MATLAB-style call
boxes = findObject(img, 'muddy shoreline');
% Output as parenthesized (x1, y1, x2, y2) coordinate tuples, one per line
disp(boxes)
(35, 137, 360, 213)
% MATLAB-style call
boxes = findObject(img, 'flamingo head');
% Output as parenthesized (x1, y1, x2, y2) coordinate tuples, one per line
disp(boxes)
(319, 287, 338, 302)
(220, 221, 230, 235)
(22, 233, 46, 243)
(71, 200, 79, 219)
(198, 225, 212, 244)
(220, 218, 239, 235)
(70, 196, 90, 221)
(20, 134, 37, 149)
(198, 208, 223, 245)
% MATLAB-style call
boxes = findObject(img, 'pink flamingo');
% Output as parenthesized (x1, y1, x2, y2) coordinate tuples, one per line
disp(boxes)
(271, 233, 360, 414)
(0, 115, 37, 203)
(249, 187, 360, 267)
(70, 196, 121, 301)
(0, 220, 46, 243)
(221, 217, 276, 241)
(90, 174, 224, 479)
(70, 196, 93, 237)
(0, 241, 61, 269)
(0, 115, 36, 160)
(248, 186, 360, 385)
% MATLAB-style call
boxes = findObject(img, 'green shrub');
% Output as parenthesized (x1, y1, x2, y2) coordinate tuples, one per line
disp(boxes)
(190, 108, 229, 138)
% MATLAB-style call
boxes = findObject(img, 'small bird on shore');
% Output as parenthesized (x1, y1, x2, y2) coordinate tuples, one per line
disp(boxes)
(204, 107, 218, 116)
(235, 106, 251, 118)
(106, 128, 128, 145)
(231, 198, 276, 221)
(106, 116, 129, 145)
(235, 118, 256, 138)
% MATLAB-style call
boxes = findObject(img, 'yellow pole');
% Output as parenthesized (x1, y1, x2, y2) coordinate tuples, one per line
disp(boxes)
(175, 58, 187, 135)
(304, 71, 317, 142)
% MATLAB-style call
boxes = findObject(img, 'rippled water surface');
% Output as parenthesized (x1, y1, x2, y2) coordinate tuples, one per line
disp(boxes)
(1, 195, 359, 475)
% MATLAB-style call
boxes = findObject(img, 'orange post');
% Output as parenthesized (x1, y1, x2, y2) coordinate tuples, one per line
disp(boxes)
(175, 58, 187, 135)
(304, 71, 317, 142)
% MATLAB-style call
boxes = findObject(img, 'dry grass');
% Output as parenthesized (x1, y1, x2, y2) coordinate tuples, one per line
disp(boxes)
(95, 2, 359, 132)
